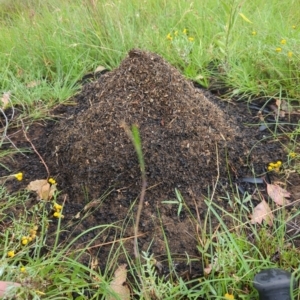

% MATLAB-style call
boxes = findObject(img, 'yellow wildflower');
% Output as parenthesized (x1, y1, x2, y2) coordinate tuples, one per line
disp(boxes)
(280, 39, 286, 45)
(48, 178, 56, 185)
(188, 37, 195, 42)
(275, 47, 282, 52)
(289, 152, 296, 158)
(288, 51, 293, 58)
(21, 237, 29, 245)
(166, 33, 173, 41)
(20, 266, 26, 272)
(53, 211, 63, 218)
(251, 31, 257, 36)
(183, 28, 187, 34)
(224, 293, 234, 300)
(292, 25, 296, 29)
(14, 172, 23, 181)
(268, 161, 282, 172)
(7, 250, 15, 258)
(53, 203, 63, 211)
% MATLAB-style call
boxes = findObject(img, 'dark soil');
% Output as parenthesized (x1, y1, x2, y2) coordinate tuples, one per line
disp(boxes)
(1, 49, 299, 277)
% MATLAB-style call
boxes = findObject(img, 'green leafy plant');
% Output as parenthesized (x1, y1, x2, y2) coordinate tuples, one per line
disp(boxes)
(162, 188, 184, 217)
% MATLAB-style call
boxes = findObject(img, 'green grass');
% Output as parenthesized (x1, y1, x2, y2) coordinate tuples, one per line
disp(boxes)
(0, 0, 300, 114)
(1, 182, 299, 299)
(1, 0, 300, 298)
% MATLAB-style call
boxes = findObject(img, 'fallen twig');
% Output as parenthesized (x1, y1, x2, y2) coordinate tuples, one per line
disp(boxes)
(21, 120, 50, 178)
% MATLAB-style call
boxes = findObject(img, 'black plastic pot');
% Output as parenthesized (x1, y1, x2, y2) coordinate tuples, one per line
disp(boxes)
(253, 268, 295, 300)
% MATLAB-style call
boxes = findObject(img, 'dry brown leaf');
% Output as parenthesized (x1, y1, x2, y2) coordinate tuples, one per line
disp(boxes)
(74, 211, 81, 219)
(195, 74, 204, 80)
(270, 103, 285, 118)
(251, 199, 273, 226)
(267, 183, 291, 206)
(203, 258, 219, 275)
(90, 257, 99, 271)
(280, 99, 293, 113)
(27, 179, 57, 200)
(274, 99, 294, 118)
(276, 99, 293, 113)
(83, 200, 101, 211)
(26, 80, 41, 88)
(95, 65, 106, 74)
(1, 92, 10, 109)
(107, 264, 130, 300)
(204, 263, 213, 275)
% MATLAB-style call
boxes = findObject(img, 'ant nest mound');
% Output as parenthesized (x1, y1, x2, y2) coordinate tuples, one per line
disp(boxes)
(46, 49, 273, 260)
(48, 49, 246, 207)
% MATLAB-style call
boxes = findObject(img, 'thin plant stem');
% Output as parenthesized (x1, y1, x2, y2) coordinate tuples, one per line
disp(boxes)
(121, 122, 147, 260)
(21, 120, 50, 178)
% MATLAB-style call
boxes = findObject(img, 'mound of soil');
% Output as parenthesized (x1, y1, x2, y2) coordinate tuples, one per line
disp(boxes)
(42, 49, 282, 266)
(48, 49, 244, 204)
(2, 49, 294, 274)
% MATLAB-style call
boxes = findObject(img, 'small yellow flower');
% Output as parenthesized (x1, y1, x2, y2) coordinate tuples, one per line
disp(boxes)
(288, 51, 293, 58)
(53, 203, 63, 211)
(289, 152, 296, 158)
(292, 25, 296, 29)
(21, 238, 29, 245)
(268, 161, 281, 172)
(53, 211, 63, 218)
(224, 293, 234, 300)
(20, 266, 26, 272)
(48, 178, 56, 185)
(14, 172, 23, 181)
(7, 250, 15, 258)
(280, 39, 286, 45)
(251, 31, 257, 36)
(183, 28, 188, 34)
(275, 47, 282, 52)
(166, 33, 173, 41)
(188, 37, 195, 42)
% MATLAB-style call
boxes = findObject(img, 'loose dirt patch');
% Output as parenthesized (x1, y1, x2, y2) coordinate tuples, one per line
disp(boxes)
(1, 49, 298, 274)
